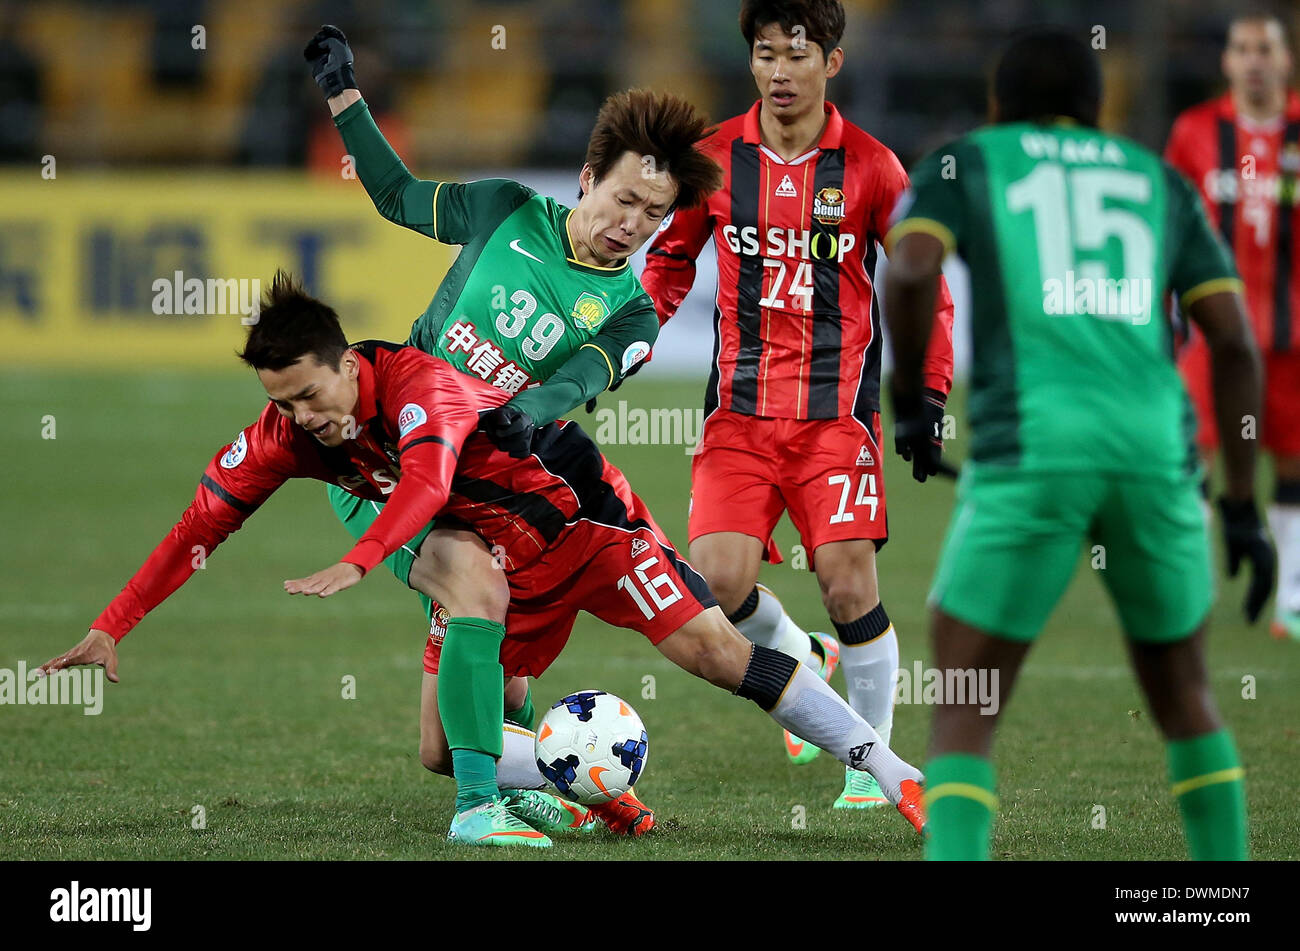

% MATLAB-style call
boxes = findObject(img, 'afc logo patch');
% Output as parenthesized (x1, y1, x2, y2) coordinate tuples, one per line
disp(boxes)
(220, 432, 248, 469)
(398, 403, 428, 437)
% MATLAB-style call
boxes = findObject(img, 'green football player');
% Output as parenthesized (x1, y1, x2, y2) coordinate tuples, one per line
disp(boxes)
(302, 25, 723, 845)
(884, 28, 1275, 860)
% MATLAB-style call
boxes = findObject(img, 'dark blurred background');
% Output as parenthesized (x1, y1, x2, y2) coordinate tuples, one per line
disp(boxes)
(0, 0, 1286, 172)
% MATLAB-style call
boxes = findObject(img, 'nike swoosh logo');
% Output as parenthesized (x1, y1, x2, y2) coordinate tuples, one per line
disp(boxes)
(510, 239, 543, 263)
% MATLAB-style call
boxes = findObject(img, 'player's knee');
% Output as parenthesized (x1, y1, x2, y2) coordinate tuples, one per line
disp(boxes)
(698, 562, 754, 617)
(419, 742, 453, 775)
(819, 573, 878, 624)
(691, 623, 750, 689)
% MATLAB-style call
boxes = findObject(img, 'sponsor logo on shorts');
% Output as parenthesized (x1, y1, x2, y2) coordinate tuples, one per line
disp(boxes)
(631, 538, 650, 558)
(398, 403, 427, 437)
(429, 605, 449, 645)
(220, 432, 248, 469)
(856, 445, 874, 467)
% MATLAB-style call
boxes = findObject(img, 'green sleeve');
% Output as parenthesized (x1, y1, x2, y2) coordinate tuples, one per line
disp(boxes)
(507, 297, 660, 426)
(884, 141, 968, 256)
(1163, 163, 1242, 306)
(334, 99, 532, 244)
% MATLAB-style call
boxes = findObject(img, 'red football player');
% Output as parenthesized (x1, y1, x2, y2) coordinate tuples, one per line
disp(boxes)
(1166, 11, 1295, 637)
(641, 0, 955, 805)
(39, 272, 927, 848)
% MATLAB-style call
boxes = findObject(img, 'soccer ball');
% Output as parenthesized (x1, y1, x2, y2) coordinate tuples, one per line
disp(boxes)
(534, 690, 649, 805)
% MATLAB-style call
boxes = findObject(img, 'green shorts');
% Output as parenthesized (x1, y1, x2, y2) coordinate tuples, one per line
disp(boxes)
(326, 484, 435, 624)
(928, 466, 1212, 643)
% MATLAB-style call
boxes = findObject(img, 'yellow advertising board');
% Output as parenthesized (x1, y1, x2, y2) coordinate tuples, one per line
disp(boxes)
(0, 173, 457, 366)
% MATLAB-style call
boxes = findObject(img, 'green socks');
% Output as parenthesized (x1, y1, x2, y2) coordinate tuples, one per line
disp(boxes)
(1167, 729, 1248, 860)
(505, 684, 536, 731)
(923, 753, 997, 860)
(438, 617, 507, 814)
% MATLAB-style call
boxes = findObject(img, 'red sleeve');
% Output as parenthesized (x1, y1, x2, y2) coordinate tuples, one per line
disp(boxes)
(340, 360, 487, 574)
(92, 411, 296, 641)
(871, 147, 955, 396)
(922, 274, 956, 396)
(640, 199, 715, 326)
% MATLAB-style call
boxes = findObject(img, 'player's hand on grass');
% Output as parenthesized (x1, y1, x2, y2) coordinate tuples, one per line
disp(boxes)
(482, 405, 536, 459)
(303, 25, 357, 99)
(1218, 497, 1276, 623)
(284, 562, 363, 598)
(892, 387, 947, 483)
(39, 629, 119, 683)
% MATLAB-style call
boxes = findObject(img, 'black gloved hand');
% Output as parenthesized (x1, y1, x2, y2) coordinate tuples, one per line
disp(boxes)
(303, 25, 357, 99)
(481, 405, 536, 459)
(892, 386, 947, 483)
(1218, 496, 1276, 624)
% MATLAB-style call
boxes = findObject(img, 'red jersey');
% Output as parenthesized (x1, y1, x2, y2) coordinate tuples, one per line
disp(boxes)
(1165, 90, 1300, 352)
(94, 341, 509, 640)
(642, 101, 955, 421)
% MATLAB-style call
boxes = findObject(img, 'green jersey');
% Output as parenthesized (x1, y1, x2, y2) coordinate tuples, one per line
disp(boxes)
(887, 120, 1241, 474)
(335, 99, 660, 425)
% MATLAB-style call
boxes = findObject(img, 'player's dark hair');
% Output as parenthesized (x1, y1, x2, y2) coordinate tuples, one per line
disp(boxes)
(583, 88, 723, 211)
(993, 27, 1102, 128)
(238, 270, 349, 371)
(739, 0, 846, 59)
(1227, 5, 1292, 50)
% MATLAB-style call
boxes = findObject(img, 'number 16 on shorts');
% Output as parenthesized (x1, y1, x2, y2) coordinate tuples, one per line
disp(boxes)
(828, 473, 879, 524)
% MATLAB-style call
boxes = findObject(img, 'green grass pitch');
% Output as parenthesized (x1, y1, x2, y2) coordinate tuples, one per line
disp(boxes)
(1, 369, 1296, 860)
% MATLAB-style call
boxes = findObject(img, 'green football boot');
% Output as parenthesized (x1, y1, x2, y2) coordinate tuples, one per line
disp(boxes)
(501, 788, 596, 835)
(833, 766, 889, 809)
(783, 631, 841, 765)
(446, 797, 553, 848)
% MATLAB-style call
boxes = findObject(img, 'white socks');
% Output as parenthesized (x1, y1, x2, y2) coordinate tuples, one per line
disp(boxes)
(732, 583, 820, 671)
(767, 664, 922, 803)
(840, 626, 899, 745)
(497, 724, 546, 790)
(1270, 502, 1300, 619)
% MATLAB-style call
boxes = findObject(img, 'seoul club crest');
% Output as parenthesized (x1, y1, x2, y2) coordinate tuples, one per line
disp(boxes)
(570, 291, 611, 331)
(814, 186, 847, 226)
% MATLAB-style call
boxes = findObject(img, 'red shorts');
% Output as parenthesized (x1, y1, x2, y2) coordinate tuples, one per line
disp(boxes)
(1180, 335, 1300, 457)
(424, 489, 716, 678)
(687, 408, 888, 566)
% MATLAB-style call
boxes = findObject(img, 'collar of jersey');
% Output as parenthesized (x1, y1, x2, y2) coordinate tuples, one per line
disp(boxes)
(742, 99, 844, 152)
(350, 349, 380, 433)
(562, 210, 630, 276)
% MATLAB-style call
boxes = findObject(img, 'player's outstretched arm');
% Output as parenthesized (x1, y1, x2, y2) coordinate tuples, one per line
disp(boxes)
(38, 630, 119, 683)
(305, 25, 531, 245)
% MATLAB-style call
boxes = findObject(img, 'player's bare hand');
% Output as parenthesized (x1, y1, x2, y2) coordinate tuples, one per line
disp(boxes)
(39, 629, 120, 683)
(284, 562, 363, 597)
